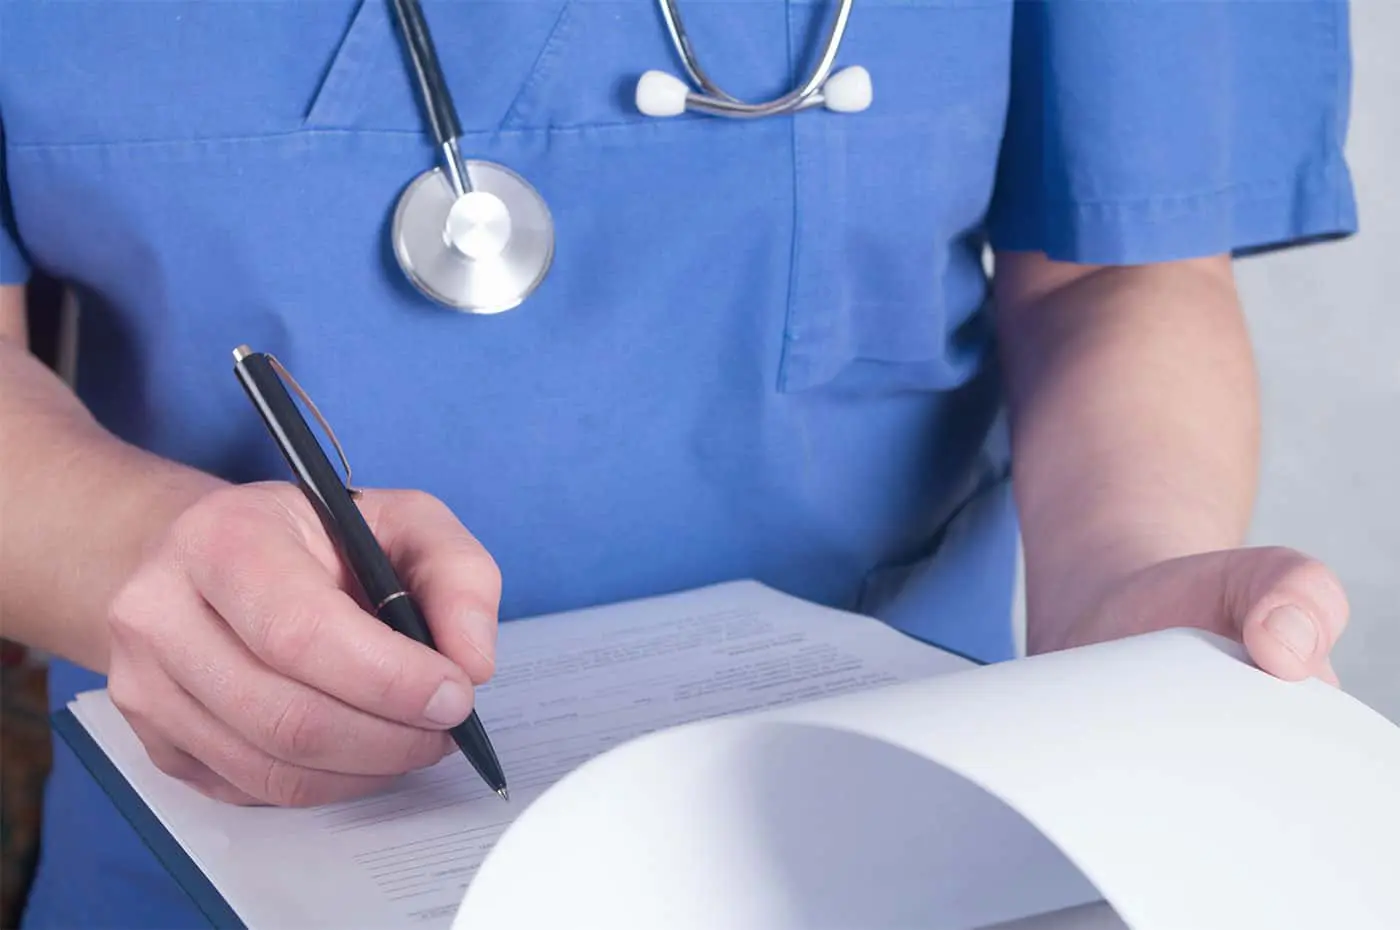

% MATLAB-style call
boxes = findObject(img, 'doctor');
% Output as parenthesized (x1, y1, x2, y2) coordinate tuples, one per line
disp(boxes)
(0, 0, 1358, 925)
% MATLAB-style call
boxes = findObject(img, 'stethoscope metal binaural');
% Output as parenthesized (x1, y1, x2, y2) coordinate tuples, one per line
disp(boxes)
(388, 0, 870, 313)
(635, 0, 872, 118)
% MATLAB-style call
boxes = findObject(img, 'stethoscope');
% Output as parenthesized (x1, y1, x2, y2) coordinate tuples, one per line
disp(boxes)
(387, 0, 870, 313)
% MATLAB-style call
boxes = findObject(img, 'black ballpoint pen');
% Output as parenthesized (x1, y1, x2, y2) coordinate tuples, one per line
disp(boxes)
(230, 345, 509, 801)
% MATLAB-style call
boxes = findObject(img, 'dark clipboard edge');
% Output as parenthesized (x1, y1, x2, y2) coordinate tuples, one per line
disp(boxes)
(51, 708, 247, 930)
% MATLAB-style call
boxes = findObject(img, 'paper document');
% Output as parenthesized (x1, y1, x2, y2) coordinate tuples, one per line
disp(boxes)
(456, 627, 1400, 930)
(70, 582, 971, 928)
(64, 580, 1400, 930)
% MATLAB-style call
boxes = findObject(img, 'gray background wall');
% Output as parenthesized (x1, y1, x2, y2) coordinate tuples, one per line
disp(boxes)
(1239, 0, 1397, 721)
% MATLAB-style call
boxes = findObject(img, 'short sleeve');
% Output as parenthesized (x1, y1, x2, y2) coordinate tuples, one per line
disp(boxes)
(986, 0, 1358, 264)
(1, 111, 31, 284)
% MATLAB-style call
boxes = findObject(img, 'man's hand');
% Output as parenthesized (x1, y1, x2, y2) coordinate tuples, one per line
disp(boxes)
(1043, 546, 1348, 685)
(106, 482, 500, 807)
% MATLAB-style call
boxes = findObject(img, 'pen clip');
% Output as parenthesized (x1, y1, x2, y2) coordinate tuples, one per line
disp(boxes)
(265, 354, 363, 499)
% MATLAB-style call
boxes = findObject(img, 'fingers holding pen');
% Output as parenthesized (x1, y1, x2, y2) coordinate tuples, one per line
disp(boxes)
(360, 489, 502, 686)
(111, 552, 454, 781)
(178, 492, 480, 731)
(161, 595, 456, 778)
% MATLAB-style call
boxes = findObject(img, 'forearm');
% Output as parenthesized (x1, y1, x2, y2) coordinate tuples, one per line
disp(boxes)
(993, 254, 1259, 653)
(0, 286, 225, 671)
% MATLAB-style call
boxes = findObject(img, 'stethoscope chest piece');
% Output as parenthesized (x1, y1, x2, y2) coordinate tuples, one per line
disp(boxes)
(392, 160, 554, 314)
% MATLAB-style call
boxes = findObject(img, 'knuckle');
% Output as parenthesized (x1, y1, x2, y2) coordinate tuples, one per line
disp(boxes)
(1252, 545, 1339, 593)
(174, 490, 268, 570)
(149, 746, 201, 782)
(471, 549, 503, 602)
(1253, 545, 1314, 574)
(262, 759, 320, 808)
(106, 571, 160, 640)
(394, 488, 448, 519)
(127, 717, 199, 781)
(368, 650, 412, 709)
(170, 494, 230, 563)
(252, 597, 325, 671)
(106, 672, 143, 720)
(1280, 555, 1333, 587)
(106, 668, 163, 737)
(266, 695, 326, 761)
(422, 540, 502, 607)
(1283, 558, 1350, 614)
(199, 781, 261, 807)
(106, 581, 136, 630)
(410, 732, 456, 770)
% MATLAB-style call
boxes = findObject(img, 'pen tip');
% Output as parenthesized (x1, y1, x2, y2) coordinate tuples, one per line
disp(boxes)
(232, 345, 251, 363)
(496, 787, 510, 802)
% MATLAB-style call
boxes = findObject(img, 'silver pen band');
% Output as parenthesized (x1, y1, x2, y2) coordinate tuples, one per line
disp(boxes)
(376, 591, 409, 612)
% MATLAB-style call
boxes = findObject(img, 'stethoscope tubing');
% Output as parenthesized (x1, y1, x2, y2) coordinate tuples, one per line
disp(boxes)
(390, 0, 476, 197)
(390, 0, 461, 147)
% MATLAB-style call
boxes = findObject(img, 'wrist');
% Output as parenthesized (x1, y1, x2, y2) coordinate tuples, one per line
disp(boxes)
(81, 444, 229, 671)
(115, 447, 230, 563)
(1022, 541, 1151, 656)
(0, 430, 227, 671)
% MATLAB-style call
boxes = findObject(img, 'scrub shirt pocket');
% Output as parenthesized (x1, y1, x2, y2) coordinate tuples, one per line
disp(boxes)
(777, 0, 1012, 395)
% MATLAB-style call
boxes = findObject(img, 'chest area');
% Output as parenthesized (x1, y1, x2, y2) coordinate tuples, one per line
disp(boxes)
(1, 0, 1014, 143)
(2, 0, 1014, 398)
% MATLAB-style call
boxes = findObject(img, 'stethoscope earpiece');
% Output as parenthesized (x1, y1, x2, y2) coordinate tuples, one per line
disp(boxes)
(637, 0, 868, 120)
(819, 65, 873, 113)
(635, 70, 692, 118)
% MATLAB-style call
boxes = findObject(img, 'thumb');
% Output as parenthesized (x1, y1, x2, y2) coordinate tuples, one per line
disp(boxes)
(1220, 547, 1350, 683)
(1091, 547, 1348, 684)
(358, 490, 501, 684)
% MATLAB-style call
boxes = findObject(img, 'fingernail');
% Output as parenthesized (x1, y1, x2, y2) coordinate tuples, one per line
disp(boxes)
(424, 681, 472, 726)
(460, 609, 497, 662)
(1264, 606, 1318, 660)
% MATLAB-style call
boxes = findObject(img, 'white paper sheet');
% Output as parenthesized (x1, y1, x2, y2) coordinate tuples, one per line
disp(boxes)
(456, 628, 1400, 930)
(70, 581, 972, 928)
(981, 902, 1126, 930)
(457, 714, 1106, 929)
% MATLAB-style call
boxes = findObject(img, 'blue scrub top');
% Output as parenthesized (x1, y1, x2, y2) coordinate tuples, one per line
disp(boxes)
(1, 0, 1355, 926)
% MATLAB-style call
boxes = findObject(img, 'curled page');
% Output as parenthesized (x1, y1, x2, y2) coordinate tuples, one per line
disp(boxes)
(456, 629, 1400, 930)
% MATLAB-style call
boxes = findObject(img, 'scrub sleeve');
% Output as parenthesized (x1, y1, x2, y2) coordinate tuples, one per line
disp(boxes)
(986, 1, 1357, 263)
